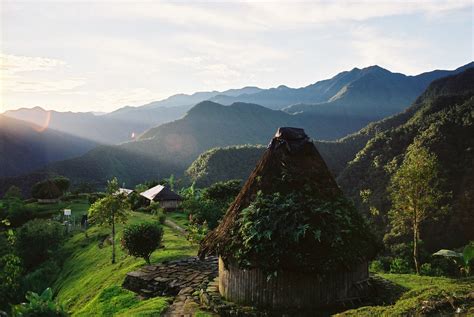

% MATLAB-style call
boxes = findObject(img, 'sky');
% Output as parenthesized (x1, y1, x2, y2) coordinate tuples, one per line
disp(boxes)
(0, 0, 473, 113)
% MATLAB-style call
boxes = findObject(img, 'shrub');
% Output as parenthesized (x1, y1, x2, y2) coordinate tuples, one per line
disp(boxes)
(390, 258, 413, 274)
(121, 222, 163, 264)
(15, 219, 65, 270)
(370, 260, 385, 273)
(88, 193, 106, 205)
(12, 288, 66, 317)
(7, 203, 35, 228)
(31, 180, 62, 200)
(22, 260, 61, 295)
(0, 254, 23, 311)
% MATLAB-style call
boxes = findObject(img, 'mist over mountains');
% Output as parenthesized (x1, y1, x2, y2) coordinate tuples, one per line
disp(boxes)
(1, 62, 472, 191)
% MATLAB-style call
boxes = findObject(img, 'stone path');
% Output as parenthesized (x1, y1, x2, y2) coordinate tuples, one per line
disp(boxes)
(123, 256, 218, 317)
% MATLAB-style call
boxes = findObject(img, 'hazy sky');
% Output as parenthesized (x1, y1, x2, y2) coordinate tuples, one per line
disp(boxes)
(1, 0, 473, 113)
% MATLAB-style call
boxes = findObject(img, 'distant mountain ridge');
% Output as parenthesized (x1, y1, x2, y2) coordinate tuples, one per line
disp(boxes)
(0, 115, 98, 178)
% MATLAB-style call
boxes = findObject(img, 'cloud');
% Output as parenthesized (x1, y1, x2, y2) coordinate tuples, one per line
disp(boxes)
(0, 53, 66, 73)
(0, 53, 86, 94)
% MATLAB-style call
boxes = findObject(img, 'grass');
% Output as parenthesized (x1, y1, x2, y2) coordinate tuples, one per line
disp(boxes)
(27, 198, 90, 219)
(53, 211, 197, 316)
(166, 211, 189, 228)
(337, 274, 474, 316)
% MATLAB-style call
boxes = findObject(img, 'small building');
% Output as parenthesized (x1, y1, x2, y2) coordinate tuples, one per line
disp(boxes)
(117, 188, 134, 196)
(140, 185, 182, 210)
(199, 127, 377, 311)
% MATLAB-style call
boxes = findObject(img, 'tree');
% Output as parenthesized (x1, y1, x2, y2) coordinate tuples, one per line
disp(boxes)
(15, 219, 65, 270)
(31, 180, 62, 200)
(52, 176, 70, 194)
(4, 186, 22, 201)
(121, 222, 163, 264)
(388, 140, 448, 274)
(88, 178, 130, 264)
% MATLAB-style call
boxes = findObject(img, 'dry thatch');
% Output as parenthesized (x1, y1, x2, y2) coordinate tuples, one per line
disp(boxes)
(199, 128, 369, 267)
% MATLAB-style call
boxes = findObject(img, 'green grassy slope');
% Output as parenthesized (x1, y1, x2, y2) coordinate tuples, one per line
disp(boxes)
(53, 211, 197, 316)
(338, 274, 474, 316)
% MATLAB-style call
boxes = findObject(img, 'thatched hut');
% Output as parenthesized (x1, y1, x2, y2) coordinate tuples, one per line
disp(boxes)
(199, 127, 376, 310)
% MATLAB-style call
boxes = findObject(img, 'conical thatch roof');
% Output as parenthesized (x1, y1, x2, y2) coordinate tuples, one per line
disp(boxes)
(199, 127, 376, 273)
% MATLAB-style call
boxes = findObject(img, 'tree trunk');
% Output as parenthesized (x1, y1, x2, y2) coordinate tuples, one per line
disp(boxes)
(413, 223, 419, 274)
(112, 211, 116, 264)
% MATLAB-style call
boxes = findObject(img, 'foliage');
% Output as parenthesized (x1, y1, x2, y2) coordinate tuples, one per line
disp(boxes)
(15, 219, 65, 271)
(339, 274, 474, 316)
(22, 260, 61, 295)
(53, 212, 195, 315)
(369, 260, 385, 273)
(229, 190, 376, 273)
(121, 222, 163, 264)
(187, 222, 209, 245)
(88, 177, 130, 264)
(12, 288, 67, 317)
(0, 254, 23, 311)
(202, 179, 241, 206)
(388, 140, 449, 274)
(4, 186, 23, 200)
(433, 242, 474, 276)
(87, 192, 105, 205)
(337, 70, 474, 255)
(389, 258, 413, 274)
(53, 177, 71, 194)
(31, 179, 63, 200)
(186, 145, 265, 187)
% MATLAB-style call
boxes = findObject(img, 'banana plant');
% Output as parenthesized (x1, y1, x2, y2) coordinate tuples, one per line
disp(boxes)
(433, 243, 474, 276)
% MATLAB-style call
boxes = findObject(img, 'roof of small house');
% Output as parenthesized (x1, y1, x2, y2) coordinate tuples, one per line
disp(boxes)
(198, 127, 376, 272)
(140, 185, 182, 202)
(117, 188, 134, 196)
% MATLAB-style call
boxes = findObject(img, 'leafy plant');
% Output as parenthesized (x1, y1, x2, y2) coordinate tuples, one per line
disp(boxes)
(88, 177, 130, 264)
(12, 288, 67, 317)
(388, 140, 449, 274)
(121, 222, 163, 264)
(389, 258, 412, 274)
(433, 243, 474, 276)
(0, 254, 23, 311)
(15, 219, 65, 270)
(229, 190, 377, 274)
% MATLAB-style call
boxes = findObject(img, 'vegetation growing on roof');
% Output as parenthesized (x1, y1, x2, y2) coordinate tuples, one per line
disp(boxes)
(227, 190, 377, 274)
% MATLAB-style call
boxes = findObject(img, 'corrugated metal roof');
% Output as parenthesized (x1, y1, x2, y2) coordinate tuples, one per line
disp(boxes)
(140, 185, 182, 201)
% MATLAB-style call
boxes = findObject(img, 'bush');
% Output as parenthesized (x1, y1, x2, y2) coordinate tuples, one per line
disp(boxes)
(15, 219, 65, 271)
(0, 254, 23, 311)
(370, 260, 385, 273)
(88, 193, 106, 205)
(22, 260, 61, 295)
(121, 222, 163, 264)
(7, 203, 35, 228)
(390, 258, 413, 274)
(12, 288, 66, 317)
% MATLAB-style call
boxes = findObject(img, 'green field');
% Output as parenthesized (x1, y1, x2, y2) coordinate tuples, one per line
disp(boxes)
(53, 211, 197, 316)
(338, 274, 474, 316)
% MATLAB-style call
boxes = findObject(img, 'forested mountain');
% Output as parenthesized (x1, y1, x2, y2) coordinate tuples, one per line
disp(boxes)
(0, 100, 368, 195)
(3, 87, 263, 145)
(184, 68, 474, 251)
(0, 115, 97, 178)
(337, 68, 474, 250)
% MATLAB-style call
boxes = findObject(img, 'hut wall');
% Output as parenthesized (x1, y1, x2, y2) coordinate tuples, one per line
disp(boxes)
(159, 200, 180, 210)
(218, 257, 369, 309)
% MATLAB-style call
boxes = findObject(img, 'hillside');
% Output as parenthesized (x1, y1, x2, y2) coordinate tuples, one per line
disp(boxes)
(0, 115, 98, 178)
(4, 107, 148, 145)
(186, 145, 266, 187)
(337, 68, 474, 250)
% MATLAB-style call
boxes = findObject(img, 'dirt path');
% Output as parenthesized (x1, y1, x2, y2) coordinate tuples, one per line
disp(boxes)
(164, 219, 188, 237)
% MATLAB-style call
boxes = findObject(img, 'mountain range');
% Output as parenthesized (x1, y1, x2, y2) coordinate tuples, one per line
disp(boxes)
(1, 62, 472, 195)
(0, 115, 98, 178)
(184, 68, 474, 251)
